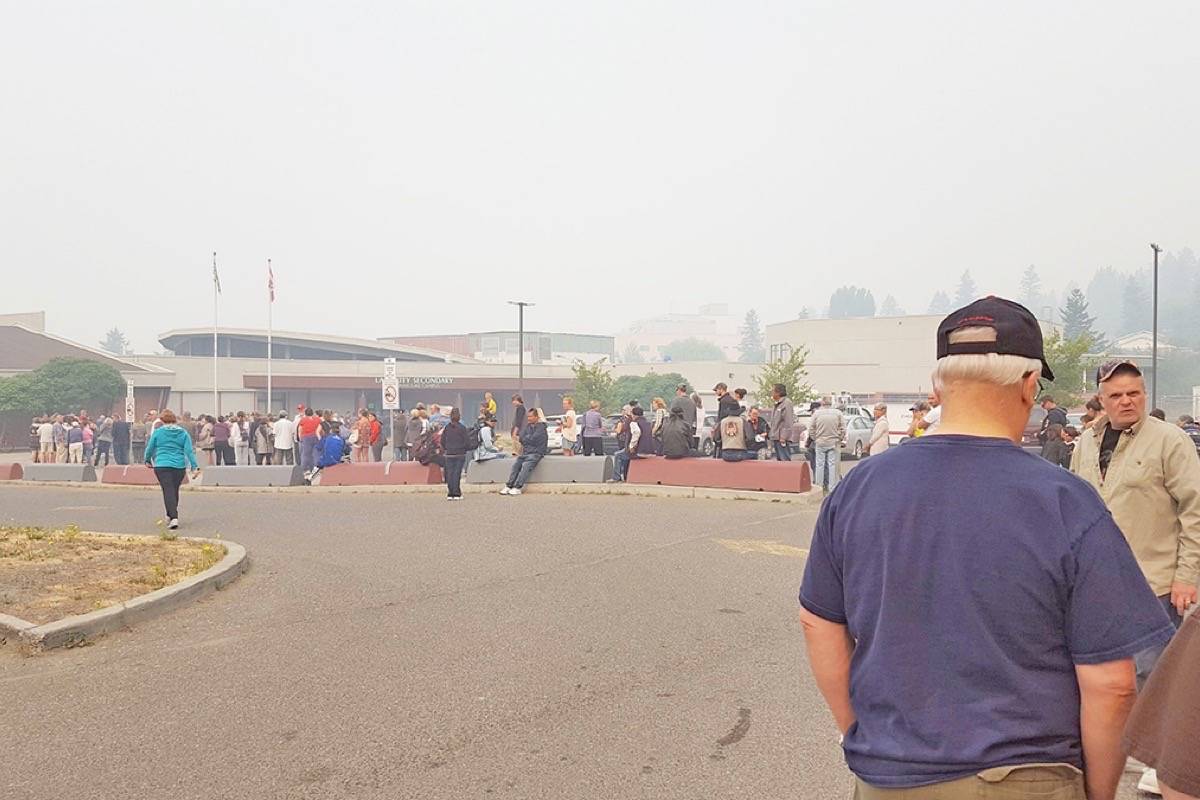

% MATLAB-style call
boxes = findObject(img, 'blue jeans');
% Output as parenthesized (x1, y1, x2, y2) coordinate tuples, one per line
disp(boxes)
(815, 445, 840, 491)
(721, 450, 754, 462)
(773, 441, 792, 461)
(1135, 594, 1185, 690)
(613, 449, 640, 481)
(445, 455, 465, 497)
(300, 435, 319, 471)
(506, 453, 543, 489)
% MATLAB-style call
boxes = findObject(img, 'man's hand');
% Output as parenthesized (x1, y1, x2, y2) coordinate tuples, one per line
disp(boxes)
(1171, 581, 1197, 617)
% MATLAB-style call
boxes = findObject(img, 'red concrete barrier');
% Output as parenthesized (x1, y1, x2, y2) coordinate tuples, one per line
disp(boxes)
(627, 456, 812, 493)
(0, 463, 24, 481)
(101, 465, 188, 485)
(317, 461, 444, 486)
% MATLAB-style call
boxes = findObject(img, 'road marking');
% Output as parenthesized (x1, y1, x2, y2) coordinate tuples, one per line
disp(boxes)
(714, 538, 808, 558)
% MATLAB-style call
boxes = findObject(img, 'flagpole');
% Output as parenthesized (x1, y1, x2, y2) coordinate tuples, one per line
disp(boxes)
(267, 258, 273, 414)
(212, 251, 219, 416)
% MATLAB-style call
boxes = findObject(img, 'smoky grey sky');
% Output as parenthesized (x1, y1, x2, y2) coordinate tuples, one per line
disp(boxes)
(3, 2, 1198, 353)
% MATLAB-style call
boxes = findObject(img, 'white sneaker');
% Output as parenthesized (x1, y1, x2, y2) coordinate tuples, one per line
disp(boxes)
(168, 518, 179, 530)
(499, 487, 511, 495)
(509, 488, 521, 496)
(1138, 768, 1161, 795)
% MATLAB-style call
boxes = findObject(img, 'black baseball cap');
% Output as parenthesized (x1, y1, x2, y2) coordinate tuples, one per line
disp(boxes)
(937, 296, 1055, 381)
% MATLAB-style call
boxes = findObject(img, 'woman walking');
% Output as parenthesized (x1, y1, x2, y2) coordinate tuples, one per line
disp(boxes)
(441, 407, 470, 500)
(144, 410, 198, 530)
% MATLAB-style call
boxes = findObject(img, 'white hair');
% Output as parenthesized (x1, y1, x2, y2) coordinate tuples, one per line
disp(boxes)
(933, 353, 1042, 392)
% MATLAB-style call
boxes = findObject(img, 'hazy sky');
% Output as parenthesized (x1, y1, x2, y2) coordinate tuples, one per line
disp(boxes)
(4, 2, 1198, 353)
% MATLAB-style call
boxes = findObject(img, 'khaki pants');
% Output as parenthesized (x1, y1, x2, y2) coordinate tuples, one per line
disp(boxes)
(854, 764, 1084, 799)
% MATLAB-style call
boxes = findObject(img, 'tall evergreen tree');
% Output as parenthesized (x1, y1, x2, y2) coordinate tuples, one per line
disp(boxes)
(738, 309, 766, 363)
(1121, 276, 1151, 335)
(1019, 265, 1043, 310)
(1058, 288, 1107, 350)
(828, 286, 876, 319)
(928, 291, 952, 315)
(878, 295, 904, 316)
(953, 271, 977, 307)
(99, 327, 130, 356)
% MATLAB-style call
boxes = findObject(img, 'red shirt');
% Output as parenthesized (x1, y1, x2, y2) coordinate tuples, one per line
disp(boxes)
(297, 416, 323, 437)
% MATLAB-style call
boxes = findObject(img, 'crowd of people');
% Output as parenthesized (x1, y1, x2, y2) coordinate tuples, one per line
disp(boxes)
(799, 297, 1200, 800)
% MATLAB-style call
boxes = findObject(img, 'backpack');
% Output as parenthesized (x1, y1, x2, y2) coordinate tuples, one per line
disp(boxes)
(466, 422, 483, 450)
(412, 429, 442, 465)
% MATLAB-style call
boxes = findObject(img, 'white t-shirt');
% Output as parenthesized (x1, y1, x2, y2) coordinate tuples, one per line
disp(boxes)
(563, 409, 578, 442)
(38, 422, 54, 444)
(923, 405, 942, 434)
(272, 418, 296, 449)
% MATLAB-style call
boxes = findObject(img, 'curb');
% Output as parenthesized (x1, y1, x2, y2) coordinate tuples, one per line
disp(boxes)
(4, 534, 248, 653)
(0, 479, 824, 506)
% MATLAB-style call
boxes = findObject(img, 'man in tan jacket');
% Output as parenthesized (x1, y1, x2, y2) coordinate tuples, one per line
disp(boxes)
(1072, 359, 1200, 794)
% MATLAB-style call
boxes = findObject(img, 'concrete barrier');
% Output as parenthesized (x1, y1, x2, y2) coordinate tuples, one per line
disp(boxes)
(465, 454, 613, 485)
(200, 465, 304, 487)
(22, 463, 98, 483)
(316, 461, 443, 486)
(101, 464, 189, 486)
(0, 463, 23, 480)
(627, 456, 812, 493)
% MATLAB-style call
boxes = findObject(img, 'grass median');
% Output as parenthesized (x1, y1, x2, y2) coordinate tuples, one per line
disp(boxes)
(0, 525, 226, 625)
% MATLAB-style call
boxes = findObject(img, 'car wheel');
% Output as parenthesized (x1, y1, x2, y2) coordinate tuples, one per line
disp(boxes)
(853, 441, 863, 460)
(702, 438, 714, 456)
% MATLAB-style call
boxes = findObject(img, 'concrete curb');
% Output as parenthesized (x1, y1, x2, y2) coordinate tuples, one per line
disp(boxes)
(0, 479, 824, 506)
(6, 534, 248, 653)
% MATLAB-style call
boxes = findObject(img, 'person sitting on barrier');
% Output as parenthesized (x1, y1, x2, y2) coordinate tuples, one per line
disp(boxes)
(474, 416, 504, 462)
(747, 407, 771, 460)
(661, 405, 694, 459)
(304, 422, 347, 485)
(500, 409, 547, 496)
(719, 413, 757, 462)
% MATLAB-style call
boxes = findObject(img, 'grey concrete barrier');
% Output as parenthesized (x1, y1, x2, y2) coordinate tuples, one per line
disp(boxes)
(465, 454, 613, 485)
(22, 463, 98, 482)
(200, 465, 304, 487)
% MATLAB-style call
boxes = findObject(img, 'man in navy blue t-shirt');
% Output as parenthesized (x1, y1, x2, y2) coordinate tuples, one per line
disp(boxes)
(799, 297, 1174, 800)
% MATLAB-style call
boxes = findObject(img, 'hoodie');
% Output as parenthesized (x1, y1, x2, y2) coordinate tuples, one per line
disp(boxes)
(144, 424, 199, 470)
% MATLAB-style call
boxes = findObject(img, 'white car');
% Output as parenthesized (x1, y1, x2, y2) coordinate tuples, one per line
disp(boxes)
(543, 415, 568, 451)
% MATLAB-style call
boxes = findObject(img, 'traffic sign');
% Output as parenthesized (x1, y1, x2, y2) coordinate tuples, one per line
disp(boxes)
(383, 357, 397, 379)
(382, 378, 400, 410)
(125, 381, 135, 423)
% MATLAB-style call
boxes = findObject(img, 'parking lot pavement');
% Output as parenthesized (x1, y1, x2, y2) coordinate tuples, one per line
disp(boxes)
(0, 485, 1149, 799)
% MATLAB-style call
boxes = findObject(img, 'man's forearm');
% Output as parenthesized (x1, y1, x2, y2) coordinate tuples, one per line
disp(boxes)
(799, 609, 856, 734)
(1079, 682, 1137, 800)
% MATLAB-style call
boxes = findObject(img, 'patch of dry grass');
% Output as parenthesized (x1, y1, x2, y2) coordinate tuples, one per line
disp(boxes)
(0, 525, 226, 625)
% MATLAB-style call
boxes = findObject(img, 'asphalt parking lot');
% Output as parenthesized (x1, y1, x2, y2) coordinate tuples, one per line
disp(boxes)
(0, 484, 1149, 799)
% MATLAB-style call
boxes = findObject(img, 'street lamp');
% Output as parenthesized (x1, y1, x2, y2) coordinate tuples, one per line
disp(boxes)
(1151, 243, 1162, 410)
(507, 301, 534, 399)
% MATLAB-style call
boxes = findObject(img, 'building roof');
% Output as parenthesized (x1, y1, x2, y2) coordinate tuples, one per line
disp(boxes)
(158, 327, 480, 363)
(0, 324, 171, 375)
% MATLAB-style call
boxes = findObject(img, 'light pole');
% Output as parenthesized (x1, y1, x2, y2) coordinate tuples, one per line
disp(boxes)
(508, 300, 534, 400)
(1151, 243, 1162, 410)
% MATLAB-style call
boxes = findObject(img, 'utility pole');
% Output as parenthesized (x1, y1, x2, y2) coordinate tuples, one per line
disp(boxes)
(1151, 243, 1162, 410)
(507, 301, 534, 400)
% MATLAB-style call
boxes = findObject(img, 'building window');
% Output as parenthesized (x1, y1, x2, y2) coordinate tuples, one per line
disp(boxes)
(504, 336, 519, 354)
(481, 336, 500, 359)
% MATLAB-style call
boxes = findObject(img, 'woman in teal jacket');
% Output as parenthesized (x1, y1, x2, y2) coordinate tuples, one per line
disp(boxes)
(144, 409, 199, 529)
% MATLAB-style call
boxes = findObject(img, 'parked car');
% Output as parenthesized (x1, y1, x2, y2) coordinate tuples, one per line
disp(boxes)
(843, 415, 874, 459)
(1021, 407, 1048, 449)
(1066, 412, 1086, 428)
(698, 414, 718, 456)
(543, 415, 566, 451)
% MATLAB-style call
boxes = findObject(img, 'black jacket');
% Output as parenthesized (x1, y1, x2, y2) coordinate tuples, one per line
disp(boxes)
(441, 421, 471, 456)
(661, 411, 693, 459)
(717, 393, 741, 422)
(512, 404, 527, 436)
(519, 422, 548, 456)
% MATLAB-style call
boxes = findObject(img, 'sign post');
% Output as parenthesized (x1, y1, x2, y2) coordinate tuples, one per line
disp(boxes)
(382, 358, 399, 459)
